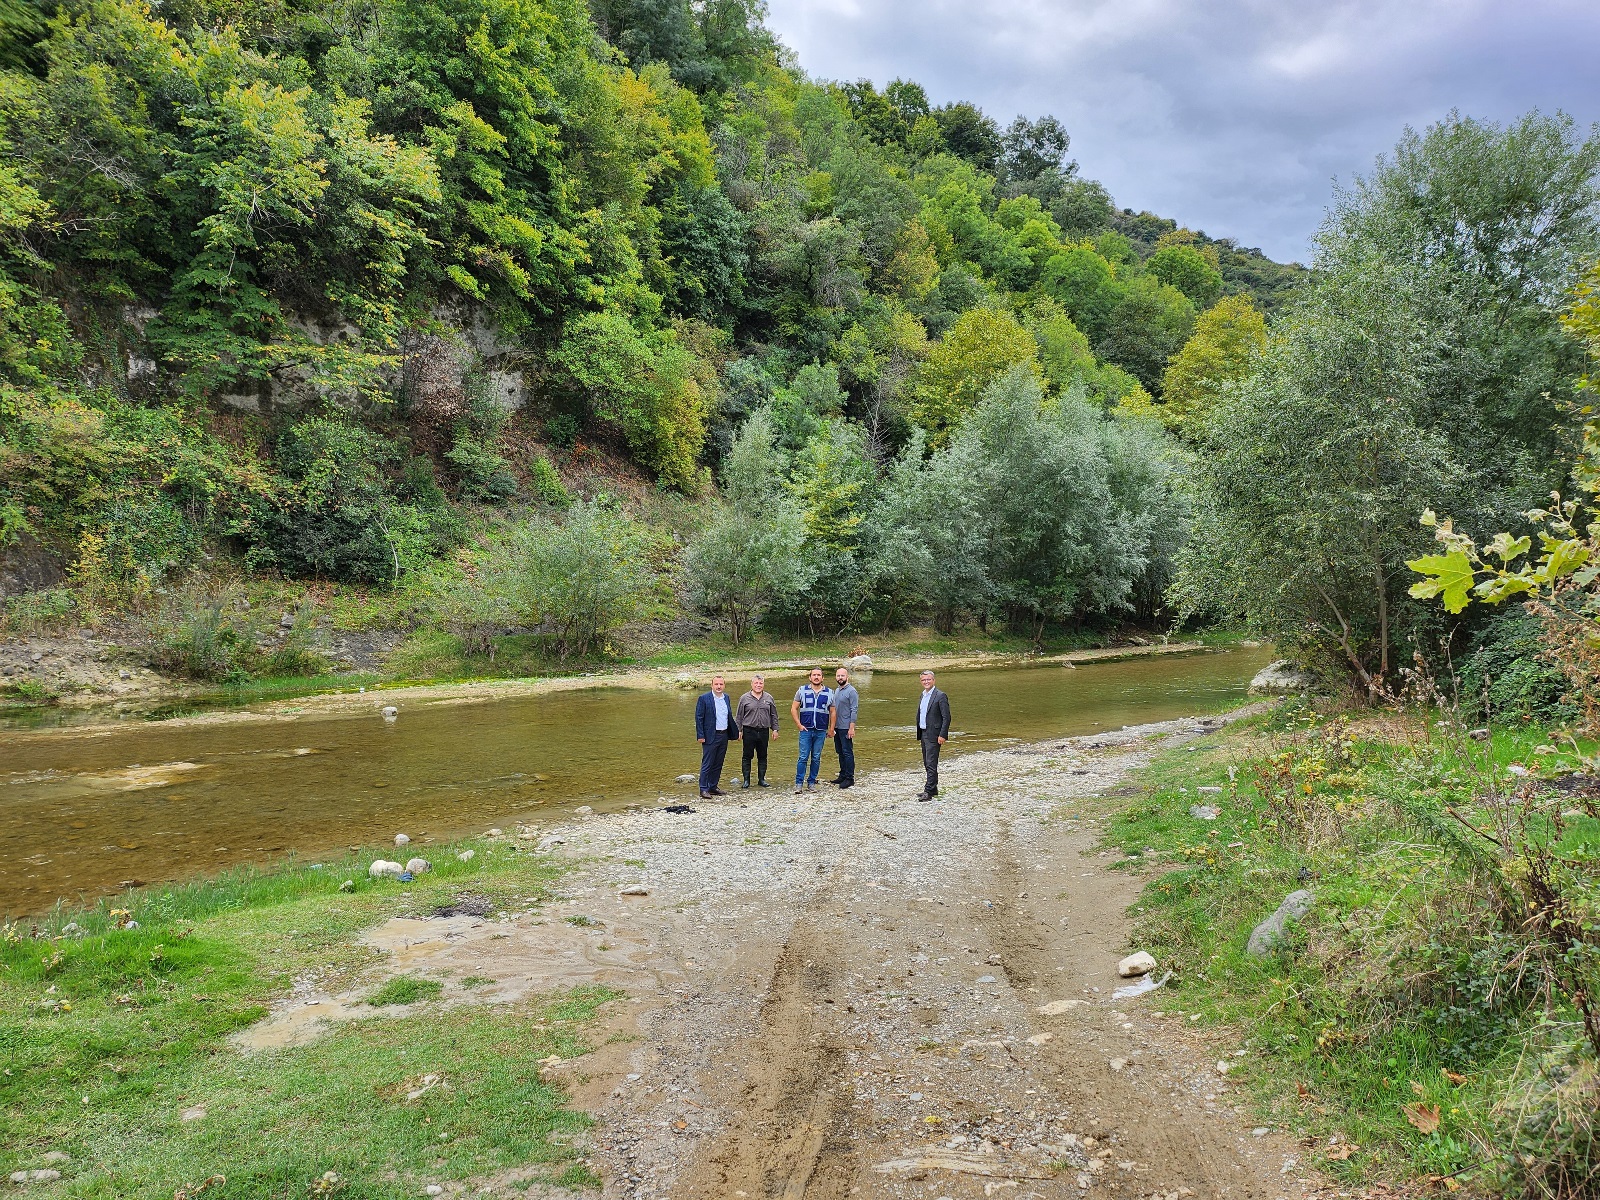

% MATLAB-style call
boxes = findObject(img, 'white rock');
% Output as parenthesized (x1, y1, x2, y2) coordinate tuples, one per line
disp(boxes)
(457, 850, 476, 862)
(843, 653, 873, 669)
(1196, 785, 1223, 795)
(339, 879, 354, 892)
(1188, 804, 1221, 820)
(60, 922, 81, 936)
(1468, 728, 1490, 741)
(1117, 952, 1157, 978)
(382, 705, 398, 721)
(535, 835, 565, 853)
(1215, 1060, 1231, 1075)
(1246, 890, 1314, 956)
(1507, 764, 1529, 777)
(369, 860, 403, 879)
(1249, 659, 1316, 695)
(572, 805, 594, 816)
(27, 1172, 61, 1183)
(394, 833, 411, 847)
(485, 828, 503, 837)
(674, 774, 696, 784)
(181, 1104, 207, 1121)
(9, 1173, 24, 1185)
(39, 1154, 68, 1166)
(405, 858, 431, 874)
(1108, 1058, 1128, 1072)
(426, 1188, 444, 1197)
(976, 974, 997, 984)
(619, 884, 650, 896)
(1026, 1032, 1054, 1046)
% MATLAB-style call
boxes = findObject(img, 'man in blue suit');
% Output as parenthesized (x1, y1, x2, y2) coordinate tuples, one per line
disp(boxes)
(694, 674, 739, 799)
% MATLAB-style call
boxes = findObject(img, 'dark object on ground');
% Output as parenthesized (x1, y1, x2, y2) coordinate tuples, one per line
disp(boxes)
(663, 804, 697, 814)
(432, 893, 494, 918)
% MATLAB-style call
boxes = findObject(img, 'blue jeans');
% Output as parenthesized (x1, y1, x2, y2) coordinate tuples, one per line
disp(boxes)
(795, 728, 827, 786)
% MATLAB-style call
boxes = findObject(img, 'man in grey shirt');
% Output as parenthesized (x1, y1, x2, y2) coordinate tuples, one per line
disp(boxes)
(830, 666, 859, 789)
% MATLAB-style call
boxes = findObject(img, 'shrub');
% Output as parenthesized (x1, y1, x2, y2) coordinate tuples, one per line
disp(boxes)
(528, 456, 572, 507)
(1457, 609, 1571, 724)
(511, 501, 656, 660)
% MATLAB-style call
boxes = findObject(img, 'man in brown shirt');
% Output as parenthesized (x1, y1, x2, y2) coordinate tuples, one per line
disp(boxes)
(736, 674, 781, 788)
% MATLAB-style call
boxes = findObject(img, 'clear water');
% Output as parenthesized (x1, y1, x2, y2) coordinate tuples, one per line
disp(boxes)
(1, 647, 1269, 916)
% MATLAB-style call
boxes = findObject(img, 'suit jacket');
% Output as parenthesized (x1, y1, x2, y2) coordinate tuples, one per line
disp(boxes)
(913, 687, 951, 741)
(695, 691, 739, 741)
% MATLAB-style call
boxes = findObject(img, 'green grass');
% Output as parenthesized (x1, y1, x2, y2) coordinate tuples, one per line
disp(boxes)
(1, 840, 618, 1197)
(1101, 705, 1583, 1190)
(367, 976, 444, 1006)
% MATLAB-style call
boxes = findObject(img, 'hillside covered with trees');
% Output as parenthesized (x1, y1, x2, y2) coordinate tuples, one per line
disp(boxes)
(0, 0, 1307, 658)
(0, 0, 1597, 708)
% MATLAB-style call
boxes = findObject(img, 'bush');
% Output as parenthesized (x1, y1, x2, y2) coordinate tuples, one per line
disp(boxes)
(1457, 609, 1571, 724)
(511, 501, 656, 660)
(528, 456, 572, 508)
(241, 414, 459, 585)
(142, 585, 328, 683)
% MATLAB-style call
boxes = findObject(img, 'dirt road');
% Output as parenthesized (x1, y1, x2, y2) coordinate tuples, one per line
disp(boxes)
(462, 712, 1328, 1200)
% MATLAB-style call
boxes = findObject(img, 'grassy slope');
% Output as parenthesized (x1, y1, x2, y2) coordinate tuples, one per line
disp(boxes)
(2, 843, 612, 1197)
(1101, 703, 1585, 1192)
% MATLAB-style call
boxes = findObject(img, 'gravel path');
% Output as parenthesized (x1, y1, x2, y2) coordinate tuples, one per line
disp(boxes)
(497, 711, 1332, 1200)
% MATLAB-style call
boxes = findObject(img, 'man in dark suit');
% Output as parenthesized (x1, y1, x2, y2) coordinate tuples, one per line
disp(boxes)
(913, 669, 951, 801)
(694, 674, 739, 799)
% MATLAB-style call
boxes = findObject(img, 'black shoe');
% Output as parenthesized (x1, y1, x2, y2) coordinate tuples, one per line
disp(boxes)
(828, 777, 842, 785)
(739, 778, 750, 789)
(838, 781, 853, 790)
(756, 780, 769, 788)
(700, 790, 714, 799)
(915, 793, 932, 802)
(711, 788, 728, 796)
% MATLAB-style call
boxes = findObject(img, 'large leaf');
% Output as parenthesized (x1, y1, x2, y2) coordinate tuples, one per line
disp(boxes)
(1407, 550, 1477, 613)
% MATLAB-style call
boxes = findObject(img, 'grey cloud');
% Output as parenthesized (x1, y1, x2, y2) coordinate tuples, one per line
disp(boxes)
(765, 0, 1600, 261)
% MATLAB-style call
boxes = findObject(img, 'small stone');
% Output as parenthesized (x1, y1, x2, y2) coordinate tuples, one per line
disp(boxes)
(1108, 1058, 1128, 1071)
(339, 879, 355, 892)
(60, 922, 81, 936)
(1188, 804, 1221, 820)
(9, 1172, 25, 1184)
(619, 884, 650, 896)
(181, 1104, 207, 1121)
(1251, 1127, 1271, 1137)
(1035, 998, 1087, 1015)
(405, 857, 431, 874)
(976, 974, 997, 984)
(457, 850, 476, 862)
(27, 1172, 61, 1183)
(39, 1154, 69, 1166)
(572, 805, 594, 816)
(675, 774, 696, 784)
(535, 835, 566, 853)
(1507, 764, 1529, 777)
(369, 860, 403, 879)
(1468, 728, 1490, 741)
(1215, 1060, 1231, 1075)
(485, 828, 503, 837)
(382, 705, 398, 722)
(1026, 1032, 1054, 1046)
(1117, 952, 1156, 978)
(279, 612, 295, 629)
(1249, 659, 1315, 695)
(425, 1187, 444, 1197)
(394, 833, 410, 847)
(1196, 785, 1223, 795)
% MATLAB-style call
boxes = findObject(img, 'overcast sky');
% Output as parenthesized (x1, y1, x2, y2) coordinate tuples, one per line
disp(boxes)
(763, 0, 1600, 263)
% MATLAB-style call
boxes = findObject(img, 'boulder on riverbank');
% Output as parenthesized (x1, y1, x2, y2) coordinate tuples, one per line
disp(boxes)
(368, 859, 403, 879)
(1248, 660, 1316, 695)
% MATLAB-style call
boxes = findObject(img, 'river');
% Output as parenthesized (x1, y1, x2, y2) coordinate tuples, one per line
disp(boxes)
(1, 647, 1269, 917)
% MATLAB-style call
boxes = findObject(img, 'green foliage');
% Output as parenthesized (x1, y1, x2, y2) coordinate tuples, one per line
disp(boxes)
(510, 500, 656, 659)
(1146, 242, 1224, 309)
(367, 976, 444, 1006)
(1156, 293, 1267, 426)
(527, 456, 572, 507)
(241, 414, 459, 586)
(1456, 609, 1571, 724)
(911, 304, 1041, 445)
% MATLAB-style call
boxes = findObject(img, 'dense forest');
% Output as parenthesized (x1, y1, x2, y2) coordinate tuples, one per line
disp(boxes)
(0, 0, 1598, 703)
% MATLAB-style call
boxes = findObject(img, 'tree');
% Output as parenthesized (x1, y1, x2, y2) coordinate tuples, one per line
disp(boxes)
(1039, 245, 1121, 341)
(999, 114, 1072, 185)
(513, 501, 655, 659)
(683, 410, 816, 642)
(1146, 243, 1224, 310)
(1159, 294, 1267, 425)
(932, 102, 1001, 173)
(1175, 257, 1463, 691)
(911, 305, 1042, 445)
(1093, 275, 1196, 395)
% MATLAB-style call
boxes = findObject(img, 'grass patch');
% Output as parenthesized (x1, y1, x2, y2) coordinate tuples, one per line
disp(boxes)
(367, 977, 443, 1007)
(1103, 704, 1596, 1193)
(1, 838, 618, 1196)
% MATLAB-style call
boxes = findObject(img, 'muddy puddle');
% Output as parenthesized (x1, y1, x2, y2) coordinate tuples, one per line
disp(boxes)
(1, 647, 1270, 915)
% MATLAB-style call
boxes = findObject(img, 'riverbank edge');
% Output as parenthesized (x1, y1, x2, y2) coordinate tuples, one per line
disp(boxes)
(2, 638, 1237, 740)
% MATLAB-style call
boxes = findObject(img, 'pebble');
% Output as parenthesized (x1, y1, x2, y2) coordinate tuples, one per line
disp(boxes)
(181, 1104, 207, 1121)
(405, 858, 431, 874)
(674, 774, 697, 784)
(485, 828, 503, 837)
(394, 833, 411, 847)
(1108, 1058, 1128, 1071)
(1188, 804, 1221, 820)
(339, 880, 355, 892)
(9, 1171, 62, 1184)
(1196, 785, 1223, 795)
(1252, 1127, 1270, 1137)
(457, 850, 476, 862)
(619, 884, 650, 896)
(572, 805, 595, 816)
(1468, 728, 1490, 741)
(1117, 952, 1156, 978)
(39, 1154, 68, 1166)
(425, 1187, 444, 1196)
(382, 705, 398, 722)
(368, 860, 403, 879)
(976, 975, 997, 984)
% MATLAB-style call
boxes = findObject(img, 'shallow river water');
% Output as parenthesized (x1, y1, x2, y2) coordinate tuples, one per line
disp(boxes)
(1, 647, 1269, 916)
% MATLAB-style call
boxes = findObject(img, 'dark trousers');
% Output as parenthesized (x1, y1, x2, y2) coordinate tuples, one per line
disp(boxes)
(833, 731, 855, 786)
(919, 731, 941, 796)
(740, 726, 770, 783)
(698, 730, 730, 792)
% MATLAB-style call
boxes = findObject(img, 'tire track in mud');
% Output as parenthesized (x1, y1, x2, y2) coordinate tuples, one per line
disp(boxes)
(674, 918, 859, 1199)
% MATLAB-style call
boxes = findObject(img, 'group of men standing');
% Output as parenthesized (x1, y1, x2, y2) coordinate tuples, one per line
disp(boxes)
(694, 667, 951, 802)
